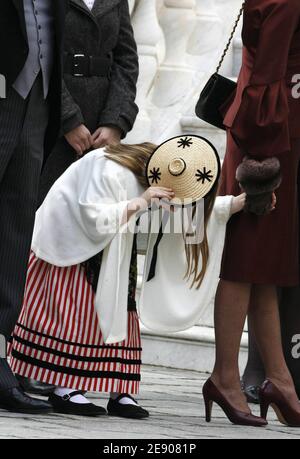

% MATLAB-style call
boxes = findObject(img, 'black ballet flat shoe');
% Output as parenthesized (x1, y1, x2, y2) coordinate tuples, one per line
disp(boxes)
(241, 381, 261, 405)
(49, 391, 107, 417)
(0, 387, 53, 414)
(16, 375, 56, 397)
(107, 394, 149, 419)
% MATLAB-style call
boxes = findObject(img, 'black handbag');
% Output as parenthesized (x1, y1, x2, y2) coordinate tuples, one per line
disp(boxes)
(195, 3, 245, 130)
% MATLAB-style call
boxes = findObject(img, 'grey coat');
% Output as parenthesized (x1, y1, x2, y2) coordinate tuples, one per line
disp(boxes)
(62, 0, 139, 136)
(39, 0, 139, 204)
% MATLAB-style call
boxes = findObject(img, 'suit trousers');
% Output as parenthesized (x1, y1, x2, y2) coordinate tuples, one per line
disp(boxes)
(0, 75, 49, 390)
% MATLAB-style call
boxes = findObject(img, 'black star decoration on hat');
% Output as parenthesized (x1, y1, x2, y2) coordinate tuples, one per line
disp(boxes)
(148, 167, 162, 184)
(177, 137, 193, 149)
(195, 167, 213, 184)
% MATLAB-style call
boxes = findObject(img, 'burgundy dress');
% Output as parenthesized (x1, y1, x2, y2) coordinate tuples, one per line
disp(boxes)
(219, 0, 300, 286)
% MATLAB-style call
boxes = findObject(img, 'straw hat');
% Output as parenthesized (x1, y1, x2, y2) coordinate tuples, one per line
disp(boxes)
(146, 135, 220, 205)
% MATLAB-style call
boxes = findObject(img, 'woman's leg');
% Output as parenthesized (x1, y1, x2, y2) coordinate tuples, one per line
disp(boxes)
(211, 279, 252, 412)
(242, 288, 283, 390)
(249, 284, 300, 411)
(242, 320, 265, 388)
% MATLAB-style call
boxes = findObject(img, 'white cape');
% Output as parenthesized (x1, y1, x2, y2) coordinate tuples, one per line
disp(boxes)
(32, 148, 233, 343)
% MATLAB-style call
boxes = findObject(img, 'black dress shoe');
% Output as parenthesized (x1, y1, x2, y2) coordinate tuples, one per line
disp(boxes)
(49, 391, 107, 417)
(241, 381, 261, 404)
(0, 387, 53, 414)
(107, 394, 149, 419)
(16, 375, 56, 396)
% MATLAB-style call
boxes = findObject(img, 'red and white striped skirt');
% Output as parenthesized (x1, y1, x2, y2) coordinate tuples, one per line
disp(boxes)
(10, 252, 142, 394)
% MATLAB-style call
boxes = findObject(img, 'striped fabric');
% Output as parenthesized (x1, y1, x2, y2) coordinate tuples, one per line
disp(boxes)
(10, 252, 142, 394)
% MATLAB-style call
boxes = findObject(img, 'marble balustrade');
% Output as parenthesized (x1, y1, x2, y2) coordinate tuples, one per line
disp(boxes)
(128, 0, 242, 155)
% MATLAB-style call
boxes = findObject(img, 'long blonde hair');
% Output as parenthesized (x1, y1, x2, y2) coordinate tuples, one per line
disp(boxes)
(105, 143, 218, 289)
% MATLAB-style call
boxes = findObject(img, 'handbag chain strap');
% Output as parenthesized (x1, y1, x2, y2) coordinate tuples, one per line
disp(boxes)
(216, 2, 245, 73)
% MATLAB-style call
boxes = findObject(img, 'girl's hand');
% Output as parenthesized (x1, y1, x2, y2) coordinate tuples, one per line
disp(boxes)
(122, 187, 175, 224)
(141, 187, 175, 208)
(231, 191, 276, 216)
(231, 193, 246, 214)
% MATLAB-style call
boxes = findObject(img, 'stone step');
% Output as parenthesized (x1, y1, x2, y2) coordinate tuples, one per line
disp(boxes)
(137, 245, 248, 374)
(141, 324, 248, 374)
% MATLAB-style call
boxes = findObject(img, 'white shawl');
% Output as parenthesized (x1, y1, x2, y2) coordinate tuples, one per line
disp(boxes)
(32, 149, 144, 344)
(32, 148, 233, 343)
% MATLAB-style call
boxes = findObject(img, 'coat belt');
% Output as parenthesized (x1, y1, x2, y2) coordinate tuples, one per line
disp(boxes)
(64, 53, 112, 78)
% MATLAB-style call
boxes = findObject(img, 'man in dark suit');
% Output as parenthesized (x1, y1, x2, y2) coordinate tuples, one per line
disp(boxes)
(0, 0, 68, 414)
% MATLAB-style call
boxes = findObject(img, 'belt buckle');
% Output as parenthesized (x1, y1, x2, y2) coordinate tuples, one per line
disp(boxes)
(73, 54, 85, 77)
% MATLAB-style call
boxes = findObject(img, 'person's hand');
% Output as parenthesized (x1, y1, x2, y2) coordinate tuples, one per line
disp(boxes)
(140, 187, 175, 209)
(65, 124, 93, 156)
(233, 191, 277, 215)
(92, 126, 122, 149)
(231, 193, 246, 214)
(123, 187, 175, 224)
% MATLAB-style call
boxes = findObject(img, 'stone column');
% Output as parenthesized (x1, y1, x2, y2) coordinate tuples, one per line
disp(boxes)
(187, 0, 223, 73)
(180, 0, 226, 165)
(151, 0, 197, 109)
(126, 0, 163, 143)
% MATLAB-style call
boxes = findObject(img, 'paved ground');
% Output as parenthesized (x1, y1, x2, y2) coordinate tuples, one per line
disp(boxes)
(0, 366, 299, 439)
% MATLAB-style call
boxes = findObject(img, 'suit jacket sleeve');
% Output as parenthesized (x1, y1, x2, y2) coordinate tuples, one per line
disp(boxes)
(223, 0, 300, 158)
(98, 0, 139, 138)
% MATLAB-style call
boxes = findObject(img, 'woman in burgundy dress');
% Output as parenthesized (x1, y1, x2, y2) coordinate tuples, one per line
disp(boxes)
(203, 0, 300, 427)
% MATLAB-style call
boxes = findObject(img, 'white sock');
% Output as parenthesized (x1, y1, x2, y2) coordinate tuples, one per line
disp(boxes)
(110, 392, 138, 406)
(54, 387, 90, 404)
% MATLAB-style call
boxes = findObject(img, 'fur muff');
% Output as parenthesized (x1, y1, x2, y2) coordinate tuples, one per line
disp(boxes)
(244, 192, 273, 216)
(236, 156, 281, 194)
(236, 156, 281, 216)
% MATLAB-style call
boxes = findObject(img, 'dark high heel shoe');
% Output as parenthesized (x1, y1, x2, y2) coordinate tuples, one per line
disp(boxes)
(203, 379, 268, 427)
(260, 380, 300, 427)
(241, 380, 261, 405)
